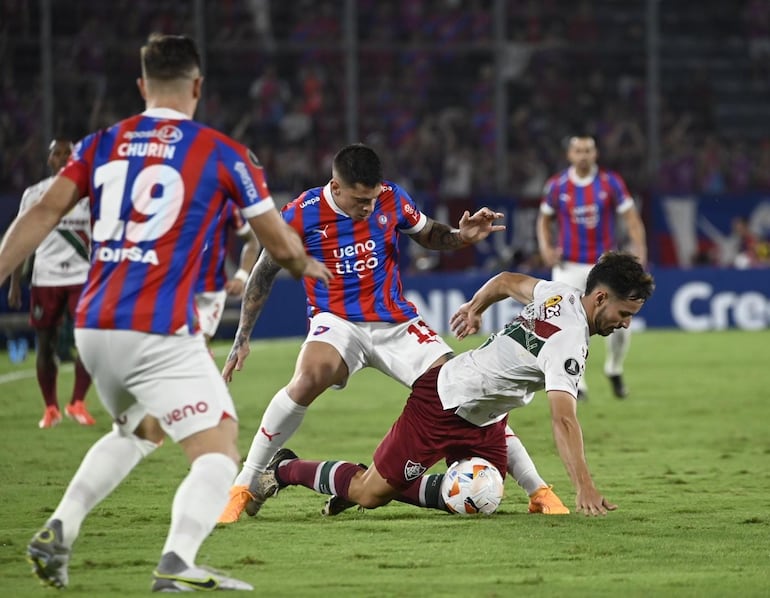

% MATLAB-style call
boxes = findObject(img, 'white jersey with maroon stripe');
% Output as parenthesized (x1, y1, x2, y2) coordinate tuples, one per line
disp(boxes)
(17, 176, 91, 287)
(437, 281, 589, 426)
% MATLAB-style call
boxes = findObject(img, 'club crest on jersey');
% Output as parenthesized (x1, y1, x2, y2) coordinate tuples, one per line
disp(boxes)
(377, 214, 388, 228)
(404, 460, 426, 481)
(564, 358, 581, 376)
(312, 325, 330, 336)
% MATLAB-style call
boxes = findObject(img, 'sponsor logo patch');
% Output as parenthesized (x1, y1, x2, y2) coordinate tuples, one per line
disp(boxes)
(162, 401, 210, 426)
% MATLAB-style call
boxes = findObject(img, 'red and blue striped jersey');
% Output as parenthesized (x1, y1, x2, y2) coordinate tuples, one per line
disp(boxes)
(540, 166, 634, 264)
(196, 200, 249, 293)
(60, 107, 275, 335)
(283, 181, 426, 323)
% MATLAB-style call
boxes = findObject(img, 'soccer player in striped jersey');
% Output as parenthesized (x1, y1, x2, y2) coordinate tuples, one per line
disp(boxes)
(7, 138, 95, 428)
(537, 135, 647, 400)
(218, 143, 569, 523)
(0, 33, 330, 592)
(195, 200, 260, 352)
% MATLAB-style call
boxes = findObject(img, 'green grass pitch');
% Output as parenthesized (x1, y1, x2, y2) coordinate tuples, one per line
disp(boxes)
(0, 329, 768, 596)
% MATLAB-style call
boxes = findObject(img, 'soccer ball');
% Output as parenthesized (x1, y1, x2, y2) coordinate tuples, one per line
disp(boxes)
(441, 457, 504, 515)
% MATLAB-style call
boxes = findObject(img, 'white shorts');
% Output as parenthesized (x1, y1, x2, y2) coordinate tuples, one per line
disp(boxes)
(303, 312, 453, 389)
(74, 328, 237, 442)
(552, 261, 593, 292)
(195, 290, 228, 338)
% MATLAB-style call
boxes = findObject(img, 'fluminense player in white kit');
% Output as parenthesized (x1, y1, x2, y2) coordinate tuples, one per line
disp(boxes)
(246, 252, 654, 518)
(7, 139, 95, 428)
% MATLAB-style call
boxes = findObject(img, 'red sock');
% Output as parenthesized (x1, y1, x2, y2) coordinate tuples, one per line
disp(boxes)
(36, 357, 58, 408)
(280, 460, 363, 498)
(70, 357, 92, 404)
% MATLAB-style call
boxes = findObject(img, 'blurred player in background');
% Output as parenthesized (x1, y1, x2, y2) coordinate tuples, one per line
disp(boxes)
(7, 138, 95, 429)
(250, 252, 654, 517)
(195, 199, 260, 352)
(218, 143, 569, 523)
(537, 135, 647, 400)
(0, 33, 330, 592)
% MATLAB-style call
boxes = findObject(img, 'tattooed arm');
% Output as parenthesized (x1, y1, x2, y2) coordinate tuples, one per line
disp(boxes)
(411, 207, 505, 250)
(222, 250, 283, 382)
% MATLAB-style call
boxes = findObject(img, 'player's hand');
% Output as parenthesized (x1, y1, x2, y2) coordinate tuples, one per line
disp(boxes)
(449, 302, 482, 340)
(575, 487, 617, 516)
(302, 257, 333, 287)
(224, 278, 246, 297)
(222, 341, 251, 383)
(7, 284, 22, 310)
(457, 208, 506, 244)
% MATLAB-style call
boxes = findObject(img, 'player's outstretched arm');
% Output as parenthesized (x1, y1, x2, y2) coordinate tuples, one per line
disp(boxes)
(0, 177, 80, 285)
(412, 207, 505, 250)
(222, 251, 281, 382)
(547, 389, 617, 516)
(450, 272, 541, 339)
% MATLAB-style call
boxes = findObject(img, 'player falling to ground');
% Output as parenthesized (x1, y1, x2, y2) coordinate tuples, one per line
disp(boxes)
(537, 135, 647, 400)
(219, 143, 569, 524)
(250, 252, 655, 518)
(7, 139, 95, 428)
(195, 199, 260, 353)
(0, 33, 331, 592)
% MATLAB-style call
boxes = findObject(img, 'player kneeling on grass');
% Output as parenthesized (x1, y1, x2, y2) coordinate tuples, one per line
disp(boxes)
(247, 252, 654, 517)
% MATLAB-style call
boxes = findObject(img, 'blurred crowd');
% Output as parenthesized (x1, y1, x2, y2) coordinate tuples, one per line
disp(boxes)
(2, 0, 770, 267)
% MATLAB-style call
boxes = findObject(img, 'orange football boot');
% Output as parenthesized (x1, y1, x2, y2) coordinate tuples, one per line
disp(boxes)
(528, 485, 570, 515)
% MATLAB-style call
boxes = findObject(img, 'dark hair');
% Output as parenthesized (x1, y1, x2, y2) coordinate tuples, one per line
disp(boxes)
(564, 134, 597, 151)
(48, 138, 73, 151)
(332, 143, 383, 188)
(585, 251, 655, 302)
(141, 33, 201, 81)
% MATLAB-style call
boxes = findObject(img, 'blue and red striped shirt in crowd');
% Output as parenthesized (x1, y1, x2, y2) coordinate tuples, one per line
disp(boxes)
(540, 166, 635, 264)
(282, 181, 425, 323)
(196, 200, 249, 294)
(60, 107, 274, 335)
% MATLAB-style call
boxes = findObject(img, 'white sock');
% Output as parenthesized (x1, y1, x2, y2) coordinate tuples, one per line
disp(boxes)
(604, 327, 631, 376)
(234, 387, 307, 486)
(51, 429, 158, 547)
(161, 453, 237, 566)
(505, 426, 547, 496)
